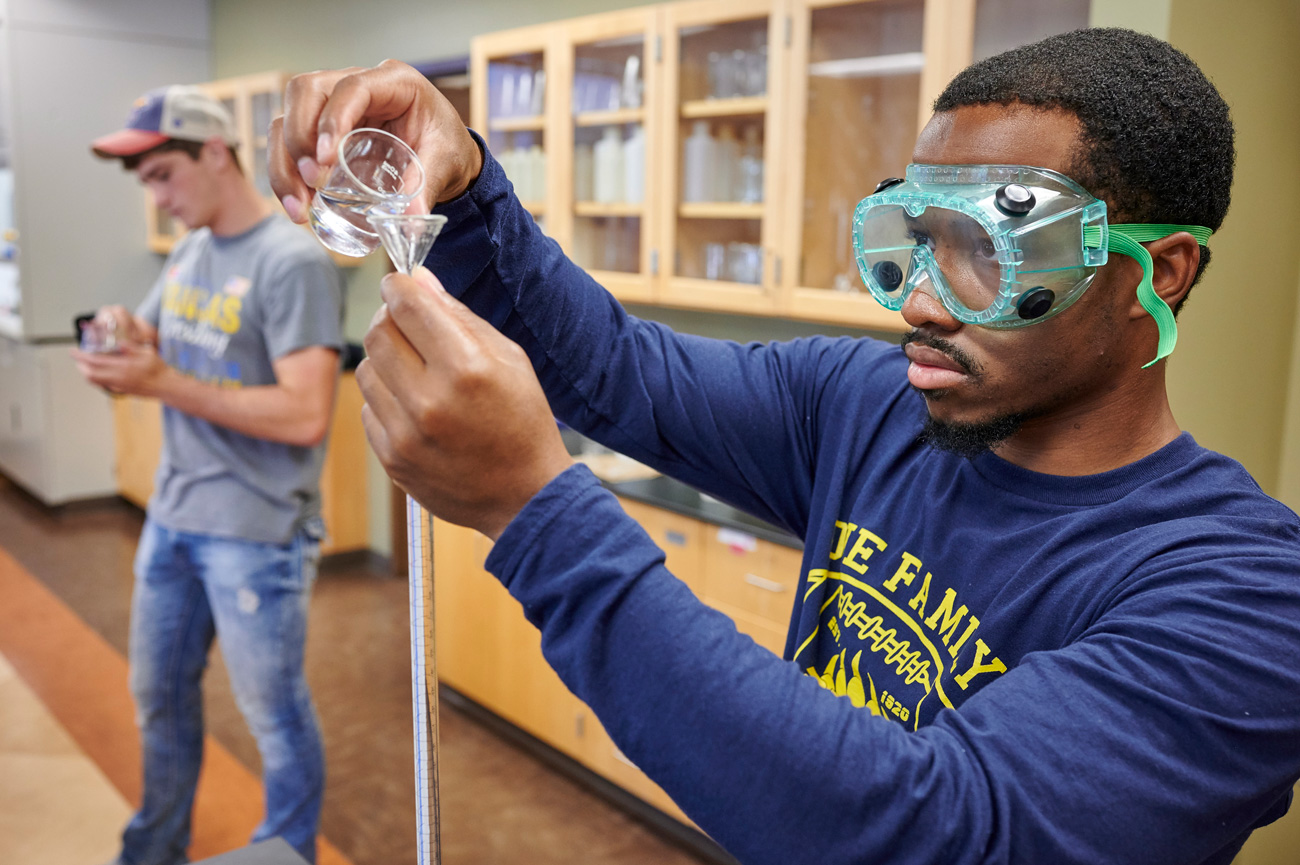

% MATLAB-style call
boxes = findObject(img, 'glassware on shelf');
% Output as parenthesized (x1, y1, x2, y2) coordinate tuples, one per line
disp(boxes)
(699, 241, 762, 284)
(744, 31, 768, 97)
(622, 125, 645, 204)
(682, 121, 713, 203)
(593, 127, 624, 203)
(528, 70, 546, 115)
(509, 68, 525, 116)
(712, 124, 739, 201)
(497, 66, 516, 116)
(736, 126, 764, 203)
(706, 51, 726, 99)
(620, 55, 643, 109)
(573, 215, 641, 273)
(492, 62, 545, 118)
(705, 42, 766, 99)
(574, 142, 595, 201)
(727, 242, 763, 284)
(499, 140, 547, 202)
(704, 242, 726, 280)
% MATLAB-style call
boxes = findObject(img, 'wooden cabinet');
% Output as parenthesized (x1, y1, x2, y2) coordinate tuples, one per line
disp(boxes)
(431, 496, 801, 826)
(471, 0, 1091, 331)
(112, 395, 163, 510)
(467, 0, 965, 331)
(110, 372, 369, 556)
(701, 524, 802, 655)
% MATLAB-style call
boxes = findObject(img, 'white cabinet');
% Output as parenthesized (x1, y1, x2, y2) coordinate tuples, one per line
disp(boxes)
(0, 0, 208, 504)
(0, 339, 115, 503)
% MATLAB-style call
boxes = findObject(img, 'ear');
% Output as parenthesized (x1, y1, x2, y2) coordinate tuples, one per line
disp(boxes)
(1126, 232, 1201, 320)
(200, 136, 231, 169)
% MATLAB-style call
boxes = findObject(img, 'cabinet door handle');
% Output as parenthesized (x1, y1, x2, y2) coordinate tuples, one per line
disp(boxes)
(744, 573, 785, 593)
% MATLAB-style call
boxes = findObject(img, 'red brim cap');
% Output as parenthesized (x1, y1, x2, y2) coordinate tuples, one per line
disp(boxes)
(91, 128, 170, 159)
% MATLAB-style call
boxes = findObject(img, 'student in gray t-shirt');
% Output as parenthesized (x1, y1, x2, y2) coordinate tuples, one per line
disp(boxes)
(75, 85, 345, 865)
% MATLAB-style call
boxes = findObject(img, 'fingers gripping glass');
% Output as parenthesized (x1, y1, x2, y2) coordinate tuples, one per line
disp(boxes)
(852, 164, 1212, 366)
(308, 128, 427, 257)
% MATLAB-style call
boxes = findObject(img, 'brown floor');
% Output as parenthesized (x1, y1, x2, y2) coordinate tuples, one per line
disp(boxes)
(0, 476, 713, 865)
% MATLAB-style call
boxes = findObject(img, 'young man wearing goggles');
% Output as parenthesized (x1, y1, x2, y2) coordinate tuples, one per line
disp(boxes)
(270, 27, 1298, 865)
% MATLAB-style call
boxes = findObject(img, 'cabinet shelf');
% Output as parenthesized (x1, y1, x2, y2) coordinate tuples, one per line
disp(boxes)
(575, 201, 645, 217)
(680, 96, 768, 119)
(520, 200, 547, 215)
(807, 51, 925, 79)
(678, 202, 764, 220)
(490, 114, 546, 132)
(575, 107, 646, 127)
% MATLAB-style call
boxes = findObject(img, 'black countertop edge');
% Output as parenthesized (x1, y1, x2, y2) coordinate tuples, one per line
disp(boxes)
(599, 474, 803, 550)
(559, 427, 803, 549)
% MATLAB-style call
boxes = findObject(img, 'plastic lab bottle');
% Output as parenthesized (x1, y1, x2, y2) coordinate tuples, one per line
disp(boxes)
(623, 125, 645, 204)
(499, 147, 519, 196)
(574, 142, 595, 202)
(738, 126, 764, 203)
(594, 127, 623, 203)
(683, 121, 713, 203)
(529, 144, 547, 201)
(713, 124, 739, 202)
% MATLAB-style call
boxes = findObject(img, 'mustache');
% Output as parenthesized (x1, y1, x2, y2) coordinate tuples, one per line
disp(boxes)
(899, 330, 980, 376)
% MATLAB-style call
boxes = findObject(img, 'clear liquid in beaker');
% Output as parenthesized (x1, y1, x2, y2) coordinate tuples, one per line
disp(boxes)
(308, 189, 412, 258)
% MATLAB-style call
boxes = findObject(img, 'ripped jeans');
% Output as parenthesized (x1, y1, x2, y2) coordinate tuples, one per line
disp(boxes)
(118, 518, 325, 865)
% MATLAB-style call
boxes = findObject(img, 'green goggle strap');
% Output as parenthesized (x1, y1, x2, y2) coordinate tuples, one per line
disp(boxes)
(1083, 224, 1213, 368)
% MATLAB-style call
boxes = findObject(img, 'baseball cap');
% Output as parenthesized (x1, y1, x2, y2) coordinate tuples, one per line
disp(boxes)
(91, 85, 239, 159)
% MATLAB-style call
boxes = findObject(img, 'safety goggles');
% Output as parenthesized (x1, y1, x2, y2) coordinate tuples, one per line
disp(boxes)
(852, 164, 1212, 366)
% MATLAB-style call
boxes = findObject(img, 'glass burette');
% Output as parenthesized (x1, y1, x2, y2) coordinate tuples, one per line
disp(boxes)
(368, 211, 449, 865)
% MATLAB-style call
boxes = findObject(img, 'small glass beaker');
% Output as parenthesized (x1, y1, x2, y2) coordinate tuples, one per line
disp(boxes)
(727, 242, 762, 285)
(307, 128, 426, 258)
(704, 242, 726, 280)
(79, 316, 119, 353)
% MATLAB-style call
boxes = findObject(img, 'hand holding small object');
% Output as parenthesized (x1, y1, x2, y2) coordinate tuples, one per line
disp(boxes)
(268, 60, 483, 225)
(357, 266, 573, 541)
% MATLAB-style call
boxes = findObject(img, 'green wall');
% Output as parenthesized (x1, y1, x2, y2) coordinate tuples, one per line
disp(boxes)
(1091, 0, 1300, 507)
(1166, 0, 1300, 507)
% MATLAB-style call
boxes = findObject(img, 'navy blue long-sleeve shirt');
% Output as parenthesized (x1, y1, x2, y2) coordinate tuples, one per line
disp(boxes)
(428, 137, 1300, 865)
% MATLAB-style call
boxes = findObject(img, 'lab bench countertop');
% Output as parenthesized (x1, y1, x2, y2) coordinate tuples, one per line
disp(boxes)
(560, 428, 802, 549)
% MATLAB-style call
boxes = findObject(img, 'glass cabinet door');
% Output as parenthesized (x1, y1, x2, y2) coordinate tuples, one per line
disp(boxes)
(560, 9, 659, 302)
(660, 0, 783, 314)
(474, 32, 551, 229)
(782, 0, 925, 331)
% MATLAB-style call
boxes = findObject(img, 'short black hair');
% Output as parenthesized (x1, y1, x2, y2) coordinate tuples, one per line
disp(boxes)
(934, 27, 1235, 311)
(122, 138, 243, 175)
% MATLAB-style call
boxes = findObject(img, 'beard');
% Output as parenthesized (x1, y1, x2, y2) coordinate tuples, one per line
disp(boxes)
(917, 412, 1025, 459)
(900, 329, 1025, 459)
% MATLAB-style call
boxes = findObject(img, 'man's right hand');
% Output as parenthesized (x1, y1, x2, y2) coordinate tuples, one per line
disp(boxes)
(268, 60, 484, 224)
(93, 305, 152, 348)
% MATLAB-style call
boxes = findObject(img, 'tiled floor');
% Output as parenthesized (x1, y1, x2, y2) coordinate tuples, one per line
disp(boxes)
(0, 477, 714, 865)
(0, 651, 132, 865)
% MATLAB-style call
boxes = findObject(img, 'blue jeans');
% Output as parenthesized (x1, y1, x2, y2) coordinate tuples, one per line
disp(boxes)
(118, 518, 325, 865)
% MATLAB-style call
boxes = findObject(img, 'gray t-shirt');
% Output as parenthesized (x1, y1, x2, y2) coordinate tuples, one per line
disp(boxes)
(136, 214, 346, 544)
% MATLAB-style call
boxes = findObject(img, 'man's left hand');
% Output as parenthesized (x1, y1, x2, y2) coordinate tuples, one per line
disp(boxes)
(359, 266, 573, 541)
